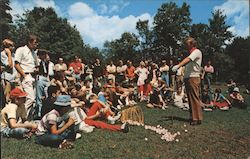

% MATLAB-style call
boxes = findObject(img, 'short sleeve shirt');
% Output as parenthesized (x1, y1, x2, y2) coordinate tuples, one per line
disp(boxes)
(14, 45, 38, 73)
(184, 49, 202, 78)
(1, 103, 27, 127)
(106, 65, 116, 74)
(1, 50, 15, 82)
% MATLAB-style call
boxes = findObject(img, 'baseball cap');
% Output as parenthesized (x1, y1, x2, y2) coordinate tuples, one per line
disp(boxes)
(54, 95, 71, 107)
(10, 88, 27, 98)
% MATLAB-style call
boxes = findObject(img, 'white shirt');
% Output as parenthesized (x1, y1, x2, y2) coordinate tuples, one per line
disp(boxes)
(184, 49, 202, 78)
(135, 67, 149, 86)
(159, 65, 169, 73)
(176, 66, 184, 76)
(106, 64, 116, 74)
(14, 45, 38, 73)
(48, 61, 55, 76)
(117, 65, 127, 74)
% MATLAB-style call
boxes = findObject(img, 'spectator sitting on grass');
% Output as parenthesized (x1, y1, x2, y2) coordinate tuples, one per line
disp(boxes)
(35, 95, 77, 149)
(200, 88, 214, 110)
(1, 88, 37, 139)
(83, 94, 129, 133)
(212, 88, 231, 109)
(173, 86, 189, 111)
(41, 85, 61, 118)
(227, 79, 236, 94)
(230, 87, 247, 109)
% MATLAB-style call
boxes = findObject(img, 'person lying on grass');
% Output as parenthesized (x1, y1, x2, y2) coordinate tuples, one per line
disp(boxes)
(35, 95, 77, 149)
(83, 94, 129, 133)
(1, 88, 37, 139)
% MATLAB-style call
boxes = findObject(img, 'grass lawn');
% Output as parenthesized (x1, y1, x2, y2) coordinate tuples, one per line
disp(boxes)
(1, 85, 250, 159)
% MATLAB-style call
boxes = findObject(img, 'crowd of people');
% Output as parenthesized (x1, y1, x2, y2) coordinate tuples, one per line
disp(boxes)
(1, 35, 248, 149)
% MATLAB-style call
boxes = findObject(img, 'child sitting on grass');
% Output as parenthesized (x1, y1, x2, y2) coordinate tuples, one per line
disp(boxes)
(35, 95, 77, 149)
(1, 88, 37, 138)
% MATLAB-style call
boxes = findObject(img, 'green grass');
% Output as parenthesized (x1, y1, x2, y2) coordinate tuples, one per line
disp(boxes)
(1, 86, 250, 159)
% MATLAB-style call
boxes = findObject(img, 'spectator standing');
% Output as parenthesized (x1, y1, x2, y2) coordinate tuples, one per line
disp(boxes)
(69, 56, 82, 81)
(204, 60, 214, 89)
(55, 57, 67, 72)
(93, 58, 103, 80)
(34, 49, 51, 119)
(1, 39, 15, 103)
(14, 34, 39, 120)
(159, 60, 169, 87)
(47, 55, 55, 80)
(116, 60, 127, 83)
(106, 61, 116, 83)
(126, 61, 136, 83)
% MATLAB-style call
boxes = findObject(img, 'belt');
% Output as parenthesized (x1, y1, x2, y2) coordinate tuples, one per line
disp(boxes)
(25, 72, 36, 77)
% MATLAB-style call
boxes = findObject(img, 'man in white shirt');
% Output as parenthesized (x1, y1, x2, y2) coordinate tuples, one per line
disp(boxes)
(172, 37, 202, 125)
(15, 34, 39, 120)
(106, 61, 116, 83)
(116, 60, 127, 83)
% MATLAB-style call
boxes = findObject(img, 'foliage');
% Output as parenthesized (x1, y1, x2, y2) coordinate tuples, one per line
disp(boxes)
(103, 32, 139, 64)
(11, 7, 85, 61)
(0, 0, 13, 42)
(208, 10, 233, 55)
(190, 23, 210, 60)
(136, 20, 155, 60)
(153, 2, 191, 57)
(82, 44, 103, 65)
(225, 36, 250, 83)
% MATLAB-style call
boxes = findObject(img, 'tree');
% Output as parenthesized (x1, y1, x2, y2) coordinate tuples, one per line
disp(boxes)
(225, 36, 250, 83)
(103, 32, 139, 63)
(136, 19, 155, 59)
(0, 0, 13, 42)
(208, 10, 233, 55)
(190, 23, 210, 61)
(12, 7, 85, 61)
(207, 9, 233, 81)
(82, 44, 103, 65)
(153, 2, 191, 57)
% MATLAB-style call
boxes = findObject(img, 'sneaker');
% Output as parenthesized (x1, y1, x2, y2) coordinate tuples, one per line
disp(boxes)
(107, 114, 121, 124)
(121, 123, 129, 133)
(220, 107, 229, 111)
(203, 108, 213, 111)
(59, 140, 74, 149)
(75, 133, 81, 140)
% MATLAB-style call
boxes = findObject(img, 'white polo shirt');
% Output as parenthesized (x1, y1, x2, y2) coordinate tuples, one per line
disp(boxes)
(106, 65, 116, 74)
(15, 45, 38, 73)
(117, 65, 127, 74)
(184, 49, 202, 78)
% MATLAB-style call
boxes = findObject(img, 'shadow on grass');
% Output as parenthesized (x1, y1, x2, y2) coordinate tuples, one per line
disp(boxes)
(158, 116, 190, 124)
